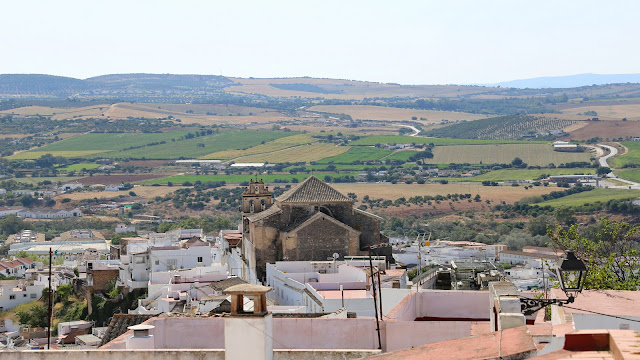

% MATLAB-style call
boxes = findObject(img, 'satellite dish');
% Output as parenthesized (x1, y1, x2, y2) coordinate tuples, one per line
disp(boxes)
(332, 253, 340, 260)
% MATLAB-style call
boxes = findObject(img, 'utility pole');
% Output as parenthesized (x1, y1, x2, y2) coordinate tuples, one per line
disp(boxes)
(368, 247, 382, 350)
(416, 233, 422, 292)
(377, 264, 383, 319)
(47, 248, 52, 350)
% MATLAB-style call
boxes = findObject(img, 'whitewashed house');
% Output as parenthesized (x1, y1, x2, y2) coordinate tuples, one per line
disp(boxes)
(0, 280, 46, 312)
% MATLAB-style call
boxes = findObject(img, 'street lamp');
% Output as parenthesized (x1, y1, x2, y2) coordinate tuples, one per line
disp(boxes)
(520, 250, 587, 316)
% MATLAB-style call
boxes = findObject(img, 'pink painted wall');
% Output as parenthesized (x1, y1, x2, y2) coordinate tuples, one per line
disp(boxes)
(272, 318, 378, 349)
(387, 291, 489, 321)
(384, 320, 473, 352)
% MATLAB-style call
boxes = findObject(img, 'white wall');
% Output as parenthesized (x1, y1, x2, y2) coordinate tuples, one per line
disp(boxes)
(0, 283, 45, 311)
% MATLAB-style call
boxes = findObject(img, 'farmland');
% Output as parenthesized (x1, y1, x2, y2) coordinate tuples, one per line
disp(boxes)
(9, 131, 191, 159)
(562, 120, 640, 141)
(349, 135, 529, 146)
(331, 183, 559, 204)
(307, 105, 488, 123)
(10, 130, 294, 160)
(317, 147, 392, 164)
(441, 168, 597, 182)
(384, 150, 418, 162)
(610, 141, 640, 168)
(234, 143, 349, 163)
(201, 134, 317, 160)
(13, 176, 81, 185)
(538, 188, 640, 207)
(423, 144, 592, 166)
(560, 103, 640, 120)
(140, 173, 359, 185)
(10, 150, 108, 159)
(423, 115, 580, 140)
(57, 163, 101, 172)
(616, 169, 640, 183)
(55, 185, 187, 201)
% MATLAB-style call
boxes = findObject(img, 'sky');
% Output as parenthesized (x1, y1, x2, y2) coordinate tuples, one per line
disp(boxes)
(2, 0, 639, 85)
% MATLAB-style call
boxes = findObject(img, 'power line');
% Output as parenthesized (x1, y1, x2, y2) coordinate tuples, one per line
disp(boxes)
(562, 305, 640, 323)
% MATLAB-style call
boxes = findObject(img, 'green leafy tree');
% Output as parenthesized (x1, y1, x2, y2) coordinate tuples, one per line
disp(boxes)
(548, 219, 640, 290)
(16, 305, 48, 328)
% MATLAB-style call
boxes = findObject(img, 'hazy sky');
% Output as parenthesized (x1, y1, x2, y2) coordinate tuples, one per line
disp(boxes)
(2, 0, 639, 85)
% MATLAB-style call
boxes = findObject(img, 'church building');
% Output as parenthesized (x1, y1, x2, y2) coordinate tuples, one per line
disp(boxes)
(241, 176, 389, 280)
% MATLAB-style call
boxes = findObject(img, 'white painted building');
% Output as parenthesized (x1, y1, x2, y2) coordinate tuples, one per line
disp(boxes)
(0, 280, 46, 312)
(59, 182, 84, 191)
(0, 207, 24, 217)
(118, 232, 220, 291)
(115, 224, 136, 234)
(266, 260, 388, 317)
(498, 250, 559, 267)
(17, 208, 82, 219)
(9, 240, 110, 262)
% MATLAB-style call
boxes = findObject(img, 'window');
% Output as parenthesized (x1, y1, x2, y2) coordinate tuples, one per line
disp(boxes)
(23, 294, 27, 297)
(31, 294, 37, 299)
(197, 257, 203, 263)
(167, 259, 177, 269)
(9, 295, 15, 300)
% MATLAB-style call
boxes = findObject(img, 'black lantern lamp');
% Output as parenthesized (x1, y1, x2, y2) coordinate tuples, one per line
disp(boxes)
(520, 250, 587, 316)
(555, 250, 587, 299)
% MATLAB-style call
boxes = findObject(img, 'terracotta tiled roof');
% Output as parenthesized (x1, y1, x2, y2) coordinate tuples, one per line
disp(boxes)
(500, 250, 559, 260)
(275, 176, 352, 203)
(245, 205, 282, 222)
(369, 325, 536, 360)
(99, 314, 155, 347)
(209, 277, 248, 292)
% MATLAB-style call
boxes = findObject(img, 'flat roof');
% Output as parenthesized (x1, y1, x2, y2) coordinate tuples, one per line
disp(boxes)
(316, 290, 371, 300)
(551, 288, 640, 317)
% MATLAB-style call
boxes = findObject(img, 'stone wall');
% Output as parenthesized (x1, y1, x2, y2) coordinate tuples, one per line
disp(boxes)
(284, 216, 356, 262)
(1, 349, 378, 360)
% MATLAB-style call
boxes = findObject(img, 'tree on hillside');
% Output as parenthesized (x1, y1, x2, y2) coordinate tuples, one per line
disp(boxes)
(547, 219, 640, 290)
(596, 166, 612, 176)
(410, 150, 434, 165)
(16, 305, 48, 328)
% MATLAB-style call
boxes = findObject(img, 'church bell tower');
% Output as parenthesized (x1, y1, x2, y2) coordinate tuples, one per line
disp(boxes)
(241, 179, 273, 214)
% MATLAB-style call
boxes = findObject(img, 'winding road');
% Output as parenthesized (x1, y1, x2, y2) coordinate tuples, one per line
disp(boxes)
(596, 143, 640, 188)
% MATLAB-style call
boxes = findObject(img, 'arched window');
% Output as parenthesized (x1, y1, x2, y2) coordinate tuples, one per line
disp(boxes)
(249, 200, 254, 212)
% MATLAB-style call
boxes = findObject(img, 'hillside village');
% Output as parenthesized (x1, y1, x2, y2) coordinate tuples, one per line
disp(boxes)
(3, 6, 640, 355)
(0, 175, 636, 359)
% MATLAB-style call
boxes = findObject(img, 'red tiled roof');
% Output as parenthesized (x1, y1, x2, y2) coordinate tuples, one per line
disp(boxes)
(17, 257, 34, 265)
(551, 288, 640, 317)
(500, 250, 560, 260)
(0, 260, 24, 269)
(368, 325, 536, 360)
(275, 176, 352, 203)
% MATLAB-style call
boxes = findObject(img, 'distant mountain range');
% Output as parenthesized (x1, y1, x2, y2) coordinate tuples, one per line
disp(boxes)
(491, 73, 640, 89)
(0, 73, 234, 97)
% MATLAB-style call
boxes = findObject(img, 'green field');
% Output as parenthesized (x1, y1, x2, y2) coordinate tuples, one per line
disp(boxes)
(616, 169, 640, 183)
(13, 176, 81, 185)
(57, 163, 101, 172)
(384, 150, 418, 162)
(439, 168, 597, 182)
(234, 143, 348, 163)
(539, 188, 640, 207)
(423, 144, 592, 166)
(140, 172, 359, 185)
(11, 130, 294, 160)
(201, 134, 317, 160)
(10, 131, 191, 159)
(349, 135, 534, 146)
(10, 150, 109, 159)
(610, 142, 640, 168)
(317, 147, 391, 164)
